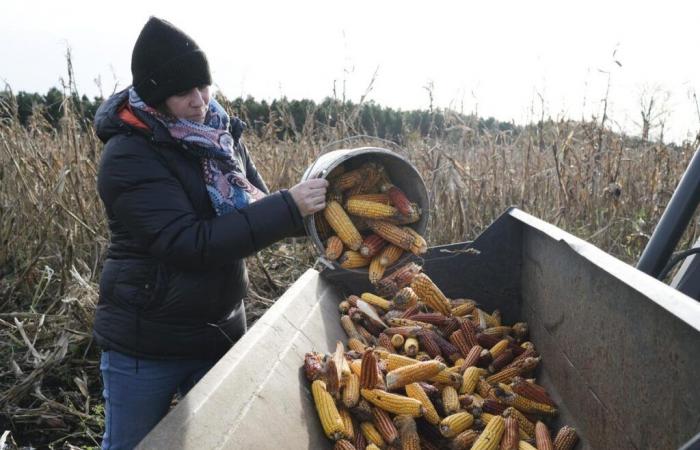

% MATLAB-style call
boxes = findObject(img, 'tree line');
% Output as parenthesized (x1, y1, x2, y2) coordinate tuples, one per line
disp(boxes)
(0, 87, 519, 142)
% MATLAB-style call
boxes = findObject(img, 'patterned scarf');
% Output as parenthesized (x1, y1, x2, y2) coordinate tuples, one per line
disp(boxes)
(128, 88, 266, 216)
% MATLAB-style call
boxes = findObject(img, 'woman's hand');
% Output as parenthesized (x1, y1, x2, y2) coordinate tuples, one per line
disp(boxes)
(289, 179, 329, 217)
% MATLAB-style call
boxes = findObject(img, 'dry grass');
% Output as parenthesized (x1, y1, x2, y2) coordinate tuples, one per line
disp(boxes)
(1, 88, 698, 448)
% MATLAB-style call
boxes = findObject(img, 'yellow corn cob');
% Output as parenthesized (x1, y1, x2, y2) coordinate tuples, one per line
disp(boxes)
(346, 193, 391, 204)
(500, 416, 519, 450)
(518, 441, 538, 450)
(403, 226, 428, 254)
(553, 426, 579, 450)
(385, 360, 446, 390)
(439, 412, 474, 438)
(503, 407, 535, 437)
(508, 393, 558, 416)
(442, 385, 460, 415)
(471, 414, 505, 450)
(346, 199, 400, 219)
(411, 273, 452, 316)
(360, 421, 385, 448)
(477, 378, 495, 398)
(367, 220, 415, 251)
(483, 326, 513, 338)
(338, 407, 355, 440)
(340, 315, 366, 344)
(488, 309, 502, 327)
(371, 406, 399, 445)
(490, 339, 510, 359)
(404, 382, 440, 425)
(365, 445, 380, 450)
(391, 333, 405, 349)
(349, 359, 362, 377)
(332, 439, 356, 450)
(361, 292, 393, 310)
(325, 236, 344, 261)
(361, 388, 424, 417)
(346, 163, 383, 196)
(311, 380, 346, 440)
(342, 373, 360, 408)
(314, 212, 333, 241)
(460, 366, 484, 395)
(451, 300, 477, 316)
(333, 166, 367, 191)
(339, 250, 370, 269)
(535, 421, 554, 450)
(403, 337, 419, 357)
(379, 244, 404, 266)
(393, 415, 421, 450)
(452, 429, 479, 449)
(347, 337, 367, 354)
(368, 255, 386, 285)
(486, 367, 521, 385)
(325, 201, 363, 250)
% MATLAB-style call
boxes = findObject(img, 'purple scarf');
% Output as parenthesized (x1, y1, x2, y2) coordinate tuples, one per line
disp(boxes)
(128, 88, 266, 216)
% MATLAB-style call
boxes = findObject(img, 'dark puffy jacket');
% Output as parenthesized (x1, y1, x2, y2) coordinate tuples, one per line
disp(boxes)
(93, 89, 303, 360)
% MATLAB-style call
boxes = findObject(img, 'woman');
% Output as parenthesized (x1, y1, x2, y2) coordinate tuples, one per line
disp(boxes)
(93, 17, 327, 449)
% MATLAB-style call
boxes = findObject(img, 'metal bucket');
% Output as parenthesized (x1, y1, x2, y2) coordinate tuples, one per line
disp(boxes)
(301, 147, 429, 274)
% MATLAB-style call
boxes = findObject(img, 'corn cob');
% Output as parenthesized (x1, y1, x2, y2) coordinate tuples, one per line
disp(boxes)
(416, 351, 432, 362)
(461, 344, 483, 369)
(379, 244, 404, 267)
(460, 366, 483, 395)
(470, 393, 485, 409)
(393, 415, 421, 450)
(439, 412, 474, 438)
(510, 377, 556, 407)
(392, 287, 419, 310)
(512, 322, 529, 341)
(360, 388, 424, 417)
(388, 317, 434, 329)
(490, 339, 510, 359)
(360, 421, 385, 448)
(312, 380, 346, 440)
(347, 337, 367, 353)
(535, 421, 553, 450)
(325, 201, 363, 250)
(360, 234, 387, 258)
(409, 312, 449, 326)
(405, 382, 440, 425)
(500, 417, 519, 450)
(376, 262, 422, 297)
(372, 406, 399, 445)
(383, 326, 422, 339)
(500, 392, 558, 416)
(477, 378, 496, 398)
(367, 220, 417, 252)
(339, 250, 370, 269)
(365, 445, 380, 450)
(352, 424, 367, 450)
(417, 331, 442, 359)
(399, 305, 421, 319)
(333, 439, 357, 450)
(337, 407, 355, 440)
(483, 326, 513, 338)
(451, 300, 477, 316)
(458, 318, 480, 348)
(377, 333, 395, 353)
(486, 357, 539, 385)
(390, 206, 422, 225)
(441, 317, 462, 338)
(325, 236, 344, 261)
(360, 351, 383, 390)
(489, 349, 514, 373)
(325, 359, 341, 398)
(340, 372, 360, 408)
(503, 407, 535, 438)
(553, 426, 578, 450)
(441, 385, 460, 415)
(367, 256, 385, 285)
(411, 273, 452, 316)
(518, 441, 538, 450)
(346, 163, 383, 196)
(356, 323, 378, 345)
(382, 184, 415, 216)
(386, 360, 446, 390)
(347, 199, 401, 219)
(304, 352, 325, 382)
(404, 226, 428, 254)
(390, 333, 405, 349)
(349, 359, 362, 377)
(347, 193, 391, 204)
(333, 166, 368, 191)
(429, 331, 462, 362)
(450, 429, 479, 450)
(361, 292, 393, 310)
(314, 212, 334, 241)
(449, 330, 472, 359)
(471, 414, 505, 450)
(482, 398, 508, 416)
(403, 337, 419, 357)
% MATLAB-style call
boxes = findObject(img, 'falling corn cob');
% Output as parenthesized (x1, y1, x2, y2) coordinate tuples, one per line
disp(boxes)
(553, 426, 579, 450)
(471, 414, 505, 450)
(367, 220, 427, 255)
(312, 380, 346, 440)
(404, 382, 441, 425)
(324, 201, 363, 251)
(439, 412, 474, 438)
(360, 388, 424, 417)
(411, 273, 452, 316)
(393, 287, 419, 310)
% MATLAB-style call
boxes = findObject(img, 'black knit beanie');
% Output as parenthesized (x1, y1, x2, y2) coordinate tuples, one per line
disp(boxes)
(131, 17, 212, 106)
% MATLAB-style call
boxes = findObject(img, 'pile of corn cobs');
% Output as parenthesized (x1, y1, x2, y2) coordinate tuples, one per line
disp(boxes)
(315, 162, 427, 283)
(304, 263, 580, 450)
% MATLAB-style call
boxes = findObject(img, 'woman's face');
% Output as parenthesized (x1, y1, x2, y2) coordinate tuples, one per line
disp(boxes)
(164, 85, 211, 123)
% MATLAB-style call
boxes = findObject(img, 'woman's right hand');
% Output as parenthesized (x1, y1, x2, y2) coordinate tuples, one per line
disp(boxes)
(288, 179, 329, 217)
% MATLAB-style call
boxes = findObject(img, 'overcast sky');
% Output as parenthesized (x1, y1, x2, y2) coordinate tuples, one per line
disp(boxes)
(2, 0, 699, 143)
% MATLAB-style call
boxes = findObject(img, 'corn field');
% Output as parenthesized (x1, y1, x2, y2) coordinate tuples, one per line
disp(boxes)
(1, 87, 699, 448)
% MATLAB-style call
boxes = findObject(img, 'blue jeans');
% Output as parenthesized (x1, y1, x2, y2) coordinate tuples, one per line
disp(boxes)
(100, 350, 215, 450)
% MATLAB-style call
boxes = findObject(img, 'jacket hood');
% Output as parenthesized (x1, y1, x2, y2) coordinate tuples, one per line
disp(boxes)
(94, 88, 247, 145)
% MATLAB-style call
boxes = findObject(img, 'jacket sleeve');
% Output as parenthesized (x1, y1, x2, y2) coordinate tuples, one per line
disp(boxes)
(98, 136, 304, 270)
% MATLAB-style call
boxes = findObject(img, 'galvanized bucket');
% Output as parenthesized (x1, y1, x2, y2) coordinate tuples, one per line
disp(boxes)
(301, 147, 429, 274)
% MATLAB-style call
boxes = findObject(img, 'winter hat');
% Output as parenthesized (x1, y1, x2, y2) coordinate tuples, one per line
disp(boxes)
(131, 17, 212, 106)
